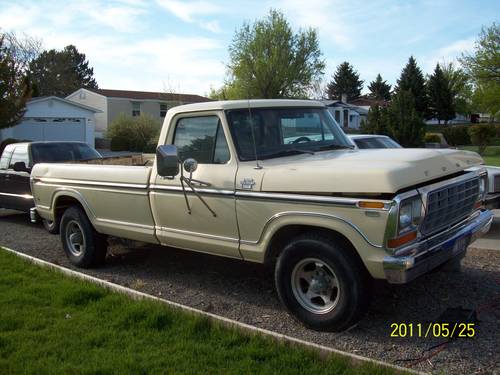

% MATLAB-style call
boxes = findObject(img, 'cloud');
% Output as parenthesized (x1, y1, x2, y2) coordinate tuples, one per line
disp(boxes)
(422, 37, 475, 72)
(156, 0, 222, 32)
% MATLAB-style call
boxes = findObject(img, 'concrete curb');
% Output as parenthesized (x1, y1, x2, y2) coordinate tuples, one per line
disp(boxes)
(2, 246, 425, 375)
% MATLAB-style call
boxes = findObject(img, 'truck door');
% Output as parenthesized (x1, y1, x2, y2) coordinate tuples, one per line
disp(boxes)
(3, 144, 33, 211)
(150, 112, 241, 259)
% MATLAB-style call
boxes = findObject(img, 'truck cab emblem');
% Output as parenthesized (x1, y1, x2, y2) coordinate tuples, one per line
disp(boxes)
(240, 178, 256, 190)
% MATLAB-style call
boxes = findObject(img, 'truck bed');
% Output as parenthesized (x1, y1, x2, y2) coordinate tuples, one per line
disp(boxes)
(31, 163, 157, 244)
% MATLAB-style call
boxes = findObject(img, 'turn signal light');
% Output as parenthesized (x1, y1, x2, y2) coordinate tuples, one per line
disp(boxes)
(358, 201, 385, 209)
(388, 230, 417, 248)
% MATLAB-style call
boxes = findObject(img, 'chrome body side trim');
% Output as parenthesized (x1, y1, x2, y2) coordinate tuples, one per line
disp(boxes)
(150, 184, 234, 196)
(239, 211, 383, 248)
(383, 209, 493, 284)
(36, 177, 148, 190)
(0, 191, 33, 199)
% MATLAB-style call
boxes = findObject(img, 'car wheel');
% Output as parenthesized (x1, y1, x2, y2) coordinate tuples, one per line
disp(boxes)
(42, 218, 60, 234)
(60, 206, 107, 268)
(275, 233, 371, 331)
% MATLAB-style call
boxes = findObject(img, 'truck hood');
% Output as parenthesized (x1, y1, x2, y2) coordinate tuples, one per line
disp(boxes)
(259, 148, 483, 194)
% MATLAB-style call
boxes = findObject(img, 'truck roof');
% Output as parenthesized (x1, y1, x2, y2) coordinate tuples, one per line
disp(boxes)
(168, 99, 325, 115)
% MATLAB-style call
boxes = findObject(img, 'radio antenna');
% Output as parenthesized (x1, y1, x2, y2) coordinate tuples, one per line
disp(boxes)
(247, 96, 262, 170)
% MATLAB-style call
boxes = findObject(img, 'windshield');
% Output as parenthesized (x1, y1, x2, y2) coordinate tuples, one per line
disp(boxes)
(354, 137, 402, 149)
(31, 143, 102, 163)
(226, 107, 352, 161)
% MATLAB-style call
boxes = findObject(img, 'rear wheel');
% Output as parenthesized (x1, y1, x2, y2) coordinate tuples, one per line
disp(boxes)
(60, 206, 107, 268)
(275, 233, 371, 331)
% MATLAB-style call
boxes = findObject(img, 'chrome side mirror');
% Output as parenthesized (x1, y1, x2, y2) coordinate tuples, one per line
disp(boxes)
(183, 158, 198, 173)
(156, 145, 179, 177)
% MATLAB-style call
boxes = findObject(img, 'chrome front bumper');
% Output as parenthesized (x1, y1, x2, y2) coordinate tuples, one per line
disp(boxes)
(30, 207, 40, 224)
(383, 210, 493, 284)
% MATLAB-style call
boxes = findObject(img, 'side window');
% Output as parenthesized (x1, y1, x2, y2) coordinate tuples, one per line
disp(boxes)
(132, 102, 141, 117)
(9, 146, 29, 169)
(173, 116, 230, 164)
(0, 145, 15, 170)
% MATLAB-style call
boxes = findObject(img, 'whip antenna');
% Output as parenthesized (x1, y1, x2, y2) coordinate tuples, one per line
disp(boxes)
(247, 96, 262, 170)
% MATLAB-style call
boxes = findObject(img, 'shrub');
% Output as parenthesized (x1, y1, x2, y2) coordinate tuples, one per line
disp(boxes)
(107, 114, 161, 152)
(424, 133, 441, 143)
(468, 124, 496, 155)
(441, 125, 471, 146)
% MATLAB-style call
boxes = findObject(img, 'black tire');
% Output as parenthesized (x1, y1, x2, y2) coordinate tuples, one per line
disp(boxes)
(60, 206, 107, 268)
(42, 218, 60, 234)
(275, 233, 371, 331)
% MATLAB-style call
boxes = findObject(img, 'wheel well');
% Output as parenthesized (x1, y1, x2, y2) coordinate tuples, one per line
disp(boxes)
(265, 225, 367, 271)
(53, 196, 85, 223)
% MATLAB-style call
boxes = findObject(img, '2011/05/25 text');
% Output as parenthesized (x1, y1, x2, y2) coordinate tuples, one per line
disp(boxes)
(390, 323, 476, 338)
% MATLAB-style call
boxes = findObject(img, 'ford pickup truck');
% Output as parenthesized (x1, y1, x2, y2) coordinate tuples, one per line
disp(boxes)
(31, 100, 493, 331)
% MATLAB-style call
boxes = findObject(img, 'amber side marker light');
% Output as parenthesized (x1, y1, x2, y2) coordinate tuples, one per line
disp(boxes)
(358, 201, 385, 209)
(388, 230, 417, 248)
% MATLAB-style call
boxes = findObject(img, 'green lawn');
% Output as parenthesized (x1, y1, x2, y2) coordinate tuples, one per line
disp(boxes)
(459, 145, 500, 167)
(0, 249, 397, 374)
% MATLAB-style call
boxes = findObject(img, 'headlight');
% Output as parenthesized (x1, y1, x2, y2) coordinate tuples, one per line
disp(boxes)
(478, 174, 487, 200)
(398, 196, 422, 235)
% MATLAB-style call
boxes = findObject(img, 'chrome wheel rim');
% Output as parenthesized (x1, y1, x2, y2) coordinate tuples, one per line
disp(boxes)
(291, 258, 340, 314)
(66, 220, 85, 257)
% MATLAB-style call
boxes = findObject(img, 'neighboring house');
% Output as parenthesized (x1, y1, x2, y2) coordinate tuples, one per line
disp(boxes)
(322, 95, 369, 130)
(0, 96, 99, 147)
(66, 88, 211, 138)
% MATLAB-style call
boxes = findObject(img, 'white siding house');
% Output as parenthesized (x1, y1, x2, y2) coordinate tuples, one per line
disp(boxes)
(0, 96, 100, 147)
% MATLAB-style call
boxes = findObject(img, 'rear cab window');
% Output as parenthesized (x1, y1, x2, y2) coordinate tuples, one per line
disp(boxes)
(0, 145, 19, 170)
(9, 145, 30, 169)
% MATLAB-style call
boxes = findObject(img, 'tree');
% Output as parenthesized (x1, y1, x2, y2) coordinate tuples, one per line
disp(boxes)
(386, 90, 425, 147)
(460, 23, 500, 83)
(395, 56, 429, 117)
(367, 74, 391, 100)
(29, 45, 98, 97)
(1, 31, 42, 72)
(361, 104, 390, 135)
(0, 35, 31, 130)
(427, 63, 455, 124)
(325, 62, 363, 101)
(468, 124, 496, 155)
(460, 23, 499, 121)
(223, 9, 325, 99)
(441, 62, 473, 116)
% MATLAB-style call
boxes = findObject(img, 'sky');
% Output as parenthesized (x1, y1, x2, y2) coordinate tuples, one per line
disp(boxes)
(0, 0, 498, 97)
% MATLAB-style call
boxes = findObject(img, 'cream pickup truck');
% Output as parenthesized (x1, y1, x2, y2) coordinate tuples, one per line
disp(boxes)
(31, 100, 493, 331)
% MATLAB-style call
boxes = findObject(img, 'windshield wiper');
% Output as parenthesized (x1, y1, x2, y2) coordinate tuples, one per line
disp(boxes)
(317, 143, 354, 151)
(261, 148, 315, 159)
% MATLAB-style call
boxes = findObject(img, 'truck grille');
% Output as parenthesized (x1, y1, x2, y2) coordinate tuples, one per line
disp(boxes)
(420, 177, 479, 235)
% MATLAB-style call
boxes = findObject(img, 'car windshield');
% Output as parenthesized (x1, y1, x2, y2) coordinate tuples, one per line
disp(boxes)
(226, 107, 352, 161)
(354, 137, 402, 149)
(31, 143, 102, 163)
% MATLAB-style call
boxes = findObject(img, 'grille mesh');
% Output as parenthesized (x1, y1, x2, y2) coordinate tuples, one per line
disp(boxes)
(420, 178, 479, 235)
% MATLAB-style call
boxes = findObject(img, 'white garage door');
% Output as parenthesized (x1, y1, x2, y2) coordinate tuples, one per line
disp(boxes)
(10, 118, 87, 143)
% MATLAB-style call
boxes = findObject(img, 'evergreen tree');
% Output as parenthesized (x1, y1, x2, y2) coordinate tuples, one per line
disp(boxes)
(395, 56, 429, 117)
(29, 45, 98, 97)
(362, 104, 390, 134)
(0, 35, 31, 130)
(368, 74, 391, 100)
(427, 63, 455, 124)
(325, 62, 363, 101)
(387, 90, 425, 147)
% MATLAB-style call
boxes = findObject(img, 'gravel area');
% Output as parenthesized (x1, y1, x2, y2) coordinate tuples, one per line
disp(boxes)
(1, 209, 499, 374)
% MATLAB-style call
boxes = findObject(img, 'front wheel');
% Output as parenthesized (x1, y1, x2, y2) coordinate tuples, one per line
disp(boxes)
(60, 206, 107, 268)
(275, 233, 371, 331)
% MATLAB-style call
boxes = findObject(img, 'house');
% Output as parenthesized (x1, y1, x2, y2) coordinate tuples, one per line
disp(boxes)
(322, 95, 369, 130)
(0, 96, 100, 147)
(66, 88, 211, 138)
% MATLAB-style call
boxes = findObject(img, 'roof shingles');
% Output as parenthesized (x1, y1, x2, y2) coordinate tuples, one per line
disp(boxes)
(88, 88, 211, 103)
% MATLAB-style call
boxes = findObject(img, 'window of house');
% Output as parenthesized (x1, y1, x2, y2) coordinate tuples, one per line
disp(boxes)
(9, 145, 30, 169)
(132, 102, 141, 117)
(173, 116, 230, 164)
(160, 103, 168, 117)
